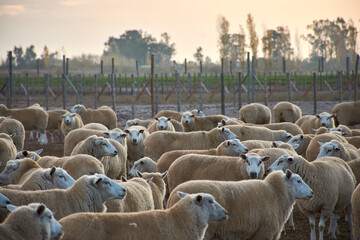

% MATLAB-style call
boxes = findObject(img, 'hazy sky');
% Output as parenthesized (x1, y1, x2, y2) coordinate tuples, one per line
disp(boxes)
(0, 0, 359, 63)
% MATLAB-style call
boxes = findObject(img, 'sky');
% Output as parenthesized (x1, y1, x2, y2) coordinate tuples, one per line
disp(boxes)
(0, 0, 359, 64)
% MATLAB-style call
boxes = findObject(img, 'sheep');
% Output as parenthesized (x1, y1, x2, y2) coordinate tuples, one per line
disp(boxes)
(0, 158, 41, 186)
(181, 111, 227, 132)
(352, 184, 360, 239)
(2, 167, 74, 191)
(37, 154, 105, 180)
(0, 173, 126, 220)
(0, 104, 49, 145)
(100, 138, 127, 179)
(248, 142, 298, 169)
(0, 133, 17, 172)
(241, 139, 283, 151)
(346, 136, 360, 149)
(0, 193, 10, 209)
(295, 112, 335, 134)
(216, 117, 244, 127)
(124, 118, 154, 130)
(273, 101, 302, 123)
(156, 139, 249, 176)
(144, 127, 238, 161)
(82, 122, 108, 131)
(15, 149, 43, 161)
(105, 177, 154, 212)
(137, 171, 168, 209)
(317, 139, 360, 161)
(46, 109, 68, 142)
(330, 124, 352, 136)
(64, 127, 126, 155)
(332, 101, 360, 127)
(348, 159, 360, 186)
(168, 169, 312, 240)
(129, 157, 157, 177)
(59, 191, 227, 240)
(70, 135, 118, 160)
(287, 134, 313, 158)
(60, 112, 84, 137)
(267, 155, 356, 240)
(167, 153, 269, 195)
(70, 104, 117, 129)
(305, 132, 348, 161)
(125, 126, 149, 165)
(154, 109, 205, 122)
(238, 103, 272, 124)
(226, 124, 292, 142)
(258, 122, 303, 136)
(0, 116, 25, 151)
(147, 117, 175, 133)
(0, 203, 63, 240)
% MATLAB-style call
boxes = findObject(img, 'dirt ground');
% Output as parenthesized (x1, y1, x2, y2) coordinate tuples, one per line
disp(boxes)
(23, 100, 354, 240)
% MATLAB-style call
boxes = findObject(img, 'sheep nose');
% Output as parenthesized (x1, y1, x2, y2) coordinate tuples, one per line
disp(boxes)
(250, 172, 258, 179)
(6, 200, 10, 205)
(243, 148, 249, 153)
(321, 123, 325, 126)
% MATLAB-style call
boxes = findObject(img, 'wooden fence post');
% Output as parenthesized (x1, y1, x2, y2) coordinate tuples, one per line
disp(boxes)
(7, 51, 12, 108)
(237, 72, 242, 110)
(45, 74, 49, 110)
(151, 54, 154, 117)
(199, 72, 203, 111)
(264, 73, 268, 106)
(131, 74, 135, 119)
(355, 55, 359, 101)
(221, 58, 225, 115)
(287, 73, 292, 102)
(94, 75, 98, 109)
(339, 71, 343, 102)
(62, 55, 67, 110)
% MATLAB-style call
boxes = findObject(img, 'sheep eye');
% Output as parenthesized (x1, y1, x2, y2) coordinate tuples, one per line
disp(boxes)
(58, 175, 64, 178)
(297, 180, 302, 184)
(277, 160, 283, 165)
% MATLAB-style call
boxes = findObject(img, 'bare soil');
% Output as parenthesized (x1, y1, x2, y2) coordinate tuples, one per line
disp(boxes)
(23, 100, 354, 240)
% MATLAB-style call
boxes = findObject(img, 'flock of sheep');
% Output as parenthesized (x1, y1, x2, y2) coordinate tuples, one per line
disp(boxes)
(0, 100, 359, 240)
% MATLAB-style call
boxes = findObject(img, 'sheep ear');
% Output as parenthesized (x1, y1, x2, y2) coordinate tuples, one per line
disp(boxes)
(315, 114, 320, 119)
(121, 176, 127, 182)
(139, 129, 144, 134)
(286, 133, 292, 139)
(222, 119, 226, 125)
(6, 204, 18, 212)
(300, 135, 304, 140)
(60, 115, 66, 118)
(195, 195, 203, 205)
(22, 150, 28, 157)
(292, 143, 299, 150)
(154, 117, 158, 121)
(285, 169, 293, 180)
(36, 204, 46, 216)
(7, 161, 19, 170)
(9, 133, 16, 139)
(146, 177, 153, 183)
(272, 142, 278, 148)
(221, 128, 225, 132)
(140, 161, 144, 165)
(287, 156, 294, 163)
(177, 191, 188, 199)
(93, 176, 103, 185)
(160, 171, 168, 179)
(125, 130, 130, 134)
(261, 156, 270, 162)
(29, 156, 36, 161)
(329, 114, 336, 119)
(35, 149, 43, 155)
(103, 132, 110, 137)
(318, 142, 324, 146)
(167, 117, 171, 121)
(49, 167, 56, 177)
(136, 170, 143, 178)
(121, 134, 127, 138)
(240, 154, 247, 160)
(226, 141, 230, 147)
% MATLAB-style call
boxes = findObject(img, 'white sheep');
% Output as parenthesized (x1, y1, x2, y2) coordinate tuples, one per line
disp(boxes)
(37, 154, 104, 180)
(125, 125, 149, 165)
(268, 155, 356, 240)
(352, 184, 360, 240)
(0, 173, 126, 220)
(59, 191, 227, 240)
(0, 158, 41, 185)
(329, 124, 352, 136)
(100, 138, 127, 179)
(0, 133, 17, 172)
(273, 101, 302, 123)
(181, 111, 227, 132)
(144, 127, 238, 161)
(154, 109, 205, 122)
(0, 116, 25, 151)
(295, 112, 335, 134)
(317, 139, 360, 161)
(168, 169, 313, 240)
(0, 104, 49, 145)
(0, 203, 63, 240)
(129, 157, 157, 177)
(15, 149, 43, 161)
(348, 159, 360, 186)
(216, 117, 244, 127)
(2, 167, 75, 191)
(60, 113, 84, 137)
(137, 171, 168, 209)
(70, 104, 117, 129)
(238, 103, 272, 124)
(305, 132, 348, 161)
(347, 136, 360, 149)
(70, 135, 118, 160)
(124, 118, 154, 130)
(82, 122, 109, 131)
(167, 153, 269, 195)
(287, 134, 313, 158)
(241, 139, 283, 151)
(105, 177, 154, 212)
(147, 117, 175, 133)
(64, 127, 126, 156)
(226, 124, 292, 142)
(332, 101, 360, 127)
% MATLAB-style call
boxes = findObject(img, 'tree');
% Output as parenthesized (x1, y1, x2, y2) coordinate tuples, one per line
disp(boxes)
(13, 46, 24, 67)
(262, 29, 274, 71)
(24, 45, 37, 67)
(246, 13, 259, 67)
(217, 15, 231, 67)
(238, 25, 247, 70)
(294, 29, 302, 70)
(193, 47, 204, 63)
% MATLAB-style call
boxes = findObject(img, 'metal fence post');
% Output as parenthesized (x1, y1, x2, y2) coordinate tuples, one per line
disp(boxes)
(94, 74, 98, 109)
(62, 55, 67, 110)
(198, 72, 203, 111)
(45, 74, 49, 110)
(339, 71, 343, 102)
(7, 51, 13, 108)
(313, 72, 317, 114)
(237, 72, 242, 110)
(131, 74, 135, 119)
(287, 73, 292, 102)
(155, 74, 159, 114)
(25, 73, 29, 107)
(264, 73, 268, 106)
(221, 58, 225, 115)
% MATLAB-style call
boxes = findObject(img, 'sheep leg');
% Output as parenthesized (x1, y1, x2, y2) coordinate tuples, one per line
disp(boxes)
(309, 214, 316, 240)
(328, 213, 338, 239)
(319, 211, 330, 240)
(29, 130, 34, 141)
(345, 205, 353, 237)
(287, 210, 295, 230)
(38, 132, 48, 145)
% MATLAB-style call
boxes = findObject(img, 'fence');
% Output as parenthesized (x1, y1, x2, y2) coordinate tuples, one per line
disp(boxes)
(1, 54, 359, 117)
